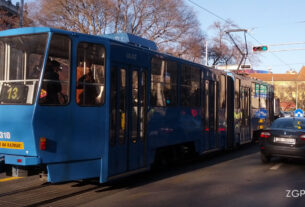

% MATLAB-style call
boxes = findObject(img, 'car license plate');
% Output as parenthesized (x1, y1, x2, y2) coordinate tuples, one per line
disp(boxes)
(274, 137, 296, 145)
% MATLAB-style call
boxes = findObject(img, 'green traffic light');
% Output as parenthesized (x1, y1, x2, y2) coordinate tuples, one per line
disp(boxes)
(262, 46, 268, 51)
(253, 45, 268, 52)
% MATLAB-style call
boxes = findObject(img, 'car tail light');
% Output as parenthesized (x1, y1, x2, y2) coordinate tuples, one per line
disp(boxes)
(40, 137, 47, 151)
(299, 134, 305, 140)
(260, 132, 271, 138)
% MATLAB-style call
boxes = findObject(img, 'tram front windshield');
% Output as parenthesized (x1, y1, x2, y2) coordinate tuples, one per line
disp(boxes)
(0, 34, 48, 105)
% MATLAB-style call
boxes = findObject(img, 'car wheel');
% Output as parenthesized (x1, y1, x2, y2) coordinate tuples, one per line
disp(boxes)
(261, 152, 271, 163)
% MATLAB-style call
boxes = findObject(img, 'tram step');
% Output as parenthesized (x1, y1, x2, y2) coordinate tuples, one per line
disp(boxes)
(12, 166, 28, 177)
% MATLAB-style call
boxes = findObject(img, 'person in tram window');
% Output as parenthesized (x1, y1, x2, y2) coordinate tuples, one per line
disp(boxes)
(76, 60, 99, 105)
(43, 60, 62, 104)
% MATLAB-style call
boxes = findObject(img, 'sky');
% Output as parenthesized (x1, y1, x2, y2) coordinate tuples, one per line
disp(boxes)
(11, 0, 305, 74)
(185, 0, 305, 74)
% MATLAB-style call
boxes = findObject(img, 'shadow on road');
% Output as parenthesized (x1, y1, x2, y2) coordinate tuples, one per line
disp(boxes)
(19, 143, 305, 207)
(96, 143, 260, 191)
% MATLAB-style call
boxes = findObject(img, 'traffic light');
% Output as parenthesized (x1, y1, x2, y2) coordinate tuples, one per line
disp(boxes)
(253, 45, 268, 52)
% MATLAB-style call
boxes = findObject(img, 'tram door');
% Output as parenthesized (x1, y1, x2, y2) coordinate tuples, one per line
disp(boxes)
(204, 80, 217, 150)
(234, 79, 241, 145)
(226, 76, 234, 149)
(109, 64, 147, 176)
(240, 87, 251, 142)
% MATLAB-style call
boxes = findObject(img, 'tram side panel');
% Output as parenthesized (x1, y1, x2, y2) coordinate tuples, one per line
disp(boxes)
(147, 61, 204, 164)
(147, 67, 232, 165)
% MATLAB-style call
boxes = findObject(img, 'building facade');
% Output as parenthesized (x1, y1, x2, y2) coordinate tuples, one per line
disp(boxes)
(250, 66, 305, 111)
(0, 0, 20, 30)
(0, 0, 19, 14)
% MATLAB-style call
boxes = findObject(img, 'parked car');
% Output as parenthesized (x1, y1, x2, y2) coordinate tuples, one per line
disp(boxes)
(259, 117, 305, 163)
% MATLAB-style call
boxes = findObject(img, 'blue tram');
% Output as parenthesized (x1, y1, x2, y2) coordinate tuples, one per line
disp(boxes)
(0, 27, 274, 183)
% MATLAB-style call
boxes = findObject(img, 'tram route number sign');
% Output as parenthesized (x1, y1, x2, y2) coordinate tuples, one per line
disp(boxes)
(0, 84, 28, 103)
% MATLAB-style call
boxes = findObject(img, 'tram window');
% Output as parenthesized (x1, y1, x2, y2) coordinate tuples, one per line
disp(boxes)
(219, 75, 226, 109)
(76, 43, 105, 106)
(201, 71, 205, 107)
(110, 67, 117, 146)
(39, 34, 71, 105)
(205, 80, 209, 130)
(132, 71, 138, 106)
(234, 78, 240, 109)
(132, 71, 139, 140)
(140, 72, 146, 140)
(27, 54, 44, 79)
(181, 65, 200, 107)
(9, 48, 24, 80)
(0, 41, 4, 80)
(0, 34, 48, 105)
(151, 57, 177, 106)
(251, 83, 259, 109)
(119, 69, 126, 144)
(260, 84, 267, 108)
(243, 88, 250, 126)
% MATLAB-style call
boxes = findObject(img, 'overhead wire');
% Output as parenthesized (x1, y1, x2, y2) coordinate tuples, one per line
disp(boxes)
(187, 0, 293, 70)
(250, 20, 305, 31)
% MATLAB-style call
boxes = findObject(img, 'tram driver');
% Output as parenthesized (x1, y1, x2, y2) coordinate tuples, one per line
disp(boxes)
(40, 60, 63, 104)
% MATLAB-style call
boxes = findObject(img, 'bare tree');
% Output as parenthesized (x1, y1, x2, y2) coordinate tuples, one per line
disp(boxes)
(208, 21, 238, 65)
(208, 21, 259, 67)
(29, 0, 205, 62)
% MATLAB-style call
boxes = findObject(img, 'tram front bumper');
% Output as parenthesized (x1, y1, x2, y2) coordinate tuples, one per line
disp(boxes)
(4, 155, 41, 166)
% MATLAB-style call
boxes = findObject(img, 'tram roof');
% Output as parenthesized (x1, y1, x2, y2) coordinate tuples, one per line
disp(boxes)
(0, 27, 226, 73)
(0, 27, 95, 38)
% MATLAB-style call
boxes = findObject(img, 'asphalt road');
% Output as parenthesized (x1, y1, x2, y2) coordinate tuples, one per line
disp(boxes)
(1, 144, 305, 207)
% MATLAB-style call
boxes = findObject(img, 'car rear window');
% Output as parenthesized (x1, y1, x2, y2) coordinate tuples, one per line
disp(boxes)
(270, 118, 305, 130)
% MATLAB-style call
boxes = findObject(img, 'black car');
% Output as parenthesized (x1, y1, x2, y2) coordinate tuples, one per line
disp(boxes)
(259, 117, 305, 163)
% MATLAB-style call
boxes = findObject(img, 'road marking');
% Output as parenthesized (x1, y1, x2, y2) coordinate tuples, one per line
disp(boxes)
(270, 163, 282, 170)
(0, 177, 22, 182)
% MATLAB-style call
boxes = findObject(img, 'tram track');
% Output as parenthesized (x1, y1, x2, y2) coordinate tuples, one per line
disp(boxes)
(0, 171, 159, 207)
(0, 176, 127, 207)
(0, 183, 50, 198)
(0, 145, 259, 207)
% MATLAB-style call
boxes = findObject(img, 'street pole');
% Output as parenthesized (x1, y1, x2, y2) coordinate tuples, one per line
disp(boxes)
(205, 40, 208, 66)
(19, 0, 24, 27)
(295, 81, 299, 109)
